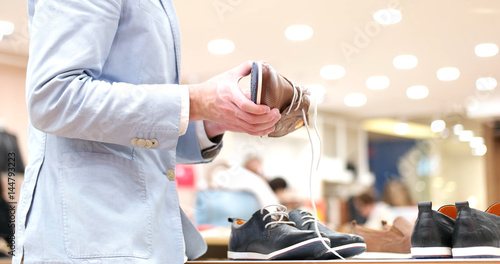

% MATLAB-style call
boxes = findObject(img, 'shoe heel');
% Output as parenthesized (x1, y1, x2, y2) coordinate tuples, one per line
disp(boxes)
(452, 201, 500, 258)
(410, 202, 454, 259)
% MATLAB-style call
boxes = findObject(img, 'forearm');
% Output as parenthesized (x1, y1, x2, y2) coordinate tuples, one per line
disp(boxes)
(28, 75, 186, 149)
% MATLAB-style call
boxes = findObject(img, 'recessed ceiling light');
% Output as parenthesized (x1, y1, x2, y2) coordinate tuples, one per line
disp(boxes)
(469, 137, 485, 148)
(459, 130, 474, 142)
(320, 65, 345, 79)
(0, 21, 14, 36)
(437, 67, 460, 81)
(344, 93, 367, 107)
(284, 25, 313, 41)
(472, 144, 487, 156)
(373, 9, 402, 25)
(393, 55, 418, 69)
(431, 119, 446, 133)
(406, 85, 429, 99)
(475, 43, 498, 57)
(207, 39, 235, 55)
(366, 76, 390, 90)
(394, 122, 409, 135)
(476, 77, 497, 91)
(453, 124, 463, 135)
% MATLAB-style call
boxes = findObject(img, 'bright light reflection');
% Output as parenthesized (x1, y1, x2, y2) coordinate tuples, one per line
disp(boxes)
(394, 122, 409, 135)
(207, 39, 235, 55)
(285, 25, 314, 41)
(431, 120, 446, 133)
(344, 93, 367, 107)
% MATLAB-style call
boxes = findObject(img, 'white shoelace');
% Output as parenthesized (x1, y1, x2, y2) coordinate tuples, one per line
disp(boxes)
(301, 101, 345, 260)
(282, 76, 304, 115)
(299, 210, 317, 226)
(281, 79, 345, 260)
(259, 76, 345, 259)
(261, 204, 296, 229)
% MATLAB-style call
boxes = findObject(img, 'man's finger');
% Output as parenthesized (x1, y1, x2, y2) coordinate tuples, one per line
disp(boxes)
(230, 60, 253, 79)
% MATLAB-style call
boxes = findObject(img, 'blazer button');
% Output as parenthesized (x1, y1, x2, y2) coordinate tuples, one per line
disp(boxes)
(166, 169, 175, 181)
(137, 139, 146, 147)
(131, 137, 139, 146)
(151, 139, 158, 148)
(145, 139, 152, 148)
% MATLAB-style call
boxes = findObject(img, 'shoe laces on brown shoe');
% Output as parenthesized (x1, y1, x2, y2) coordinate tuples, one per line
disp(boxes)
(251, 61, 310, 137)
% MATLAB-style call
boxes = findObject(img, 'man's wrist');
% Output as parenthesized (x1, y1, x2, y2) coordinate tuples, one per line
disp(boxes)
(188, 84, 204, 121)
(203, 120, 223, 139)
(195, 120, 224, 160)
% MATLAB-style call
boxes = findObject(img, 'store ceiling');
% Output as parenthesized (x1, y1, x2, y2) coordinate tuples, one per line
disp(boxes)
(1, 0, 500, 123)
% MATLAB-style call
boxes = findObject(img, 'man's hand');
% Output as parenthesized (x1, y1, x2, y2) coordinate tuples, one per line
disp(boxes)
(189, 61, 281, 138)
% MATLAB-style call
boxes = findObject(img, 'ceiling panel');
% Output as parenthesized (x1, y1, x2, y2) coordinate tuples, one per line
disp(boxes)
(1, 0, 499, 122)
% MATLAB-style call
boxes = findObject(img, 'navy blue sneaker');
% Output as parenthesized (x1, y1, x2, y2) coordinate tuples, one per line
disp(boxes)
(227, 205, 330, 260)
(288, 209, 366, 259)
(410, 201, 455, 258)
(452, 201, 500, 258)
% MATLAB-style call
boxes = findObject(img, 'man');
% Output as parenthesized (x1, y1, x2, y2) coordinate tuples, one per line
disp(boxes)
(15, 0, 280, 263)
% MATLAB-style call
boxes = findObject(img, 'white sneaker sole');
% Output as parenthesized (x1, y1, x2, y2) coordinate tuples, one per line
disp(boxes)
(411, 246, 452, 258)
(227, 237, 329, 260)
(453, 246, 500, 258)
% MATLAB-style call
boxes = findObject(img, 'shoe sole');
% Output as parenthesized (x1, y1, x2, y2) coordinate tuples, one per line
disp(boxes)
(250, 61, 263, 104)
(453, 246, 500, 258)
(411, 246, 452, 258)
(227, 237, 330, 260)
(321, 242, 367, 259)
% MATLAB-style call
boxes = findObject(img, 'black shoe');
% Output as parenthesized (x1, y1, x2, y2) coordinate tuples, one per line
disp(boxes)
(452, 201, 500, 258)
(288, 209, 367, 259)
(250, 61, 310, 137)
(227, 205, 330, 260)
(410, 201, 455, 258)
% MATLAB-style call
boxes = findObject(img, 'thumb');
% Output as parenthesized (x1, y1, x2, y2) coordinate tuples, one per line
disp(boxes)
(230, 60, 253, 80)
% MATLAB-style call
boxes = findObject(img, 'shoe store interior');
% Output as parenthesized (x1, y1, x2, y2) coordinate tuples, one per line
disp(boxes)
(1, 0, 500, 263)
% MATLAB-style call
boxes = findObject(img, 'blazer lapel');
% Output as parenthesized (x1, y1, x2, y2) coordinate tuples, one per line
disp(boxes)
(158, 0, 182, 83)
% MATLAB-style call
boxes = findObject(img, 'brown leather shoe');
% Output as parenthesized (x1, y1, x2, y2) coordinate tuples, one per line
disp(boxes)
(352, 217, 414, 254)
(250, 61, 310, 137)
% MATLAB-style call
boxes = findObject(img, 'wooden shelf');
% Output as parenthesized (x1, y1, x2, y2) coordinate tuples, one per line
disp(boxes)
(189, 259, 500, 264)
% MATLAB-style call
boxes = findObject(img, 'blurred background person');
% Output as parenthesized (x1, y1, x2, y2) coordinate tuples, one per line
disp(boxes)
(269, 177, 287, 197)
(243, 156, 266, 182)
(382, 179, 415, 207)
(194, 160, 279, 227)
(351, 188, 394, 230)
(269, 176, 303, 210)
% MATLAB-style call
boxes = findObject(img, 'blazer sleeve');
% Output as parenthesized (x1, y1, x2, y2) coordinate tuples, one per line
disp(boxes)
(176, 121, 222, 164)
(26, 0, 186, 151)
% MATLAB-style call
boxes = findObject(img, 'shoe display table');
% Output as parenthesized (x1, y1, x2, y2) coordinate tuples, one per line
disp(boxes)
(196, 227, 500, 263)
(188, 259, 500, 264)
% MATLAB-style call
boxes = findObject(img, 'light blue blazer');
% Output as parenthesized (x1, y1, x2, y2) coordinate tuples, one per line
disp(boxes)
(15, 0, 218, 263)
